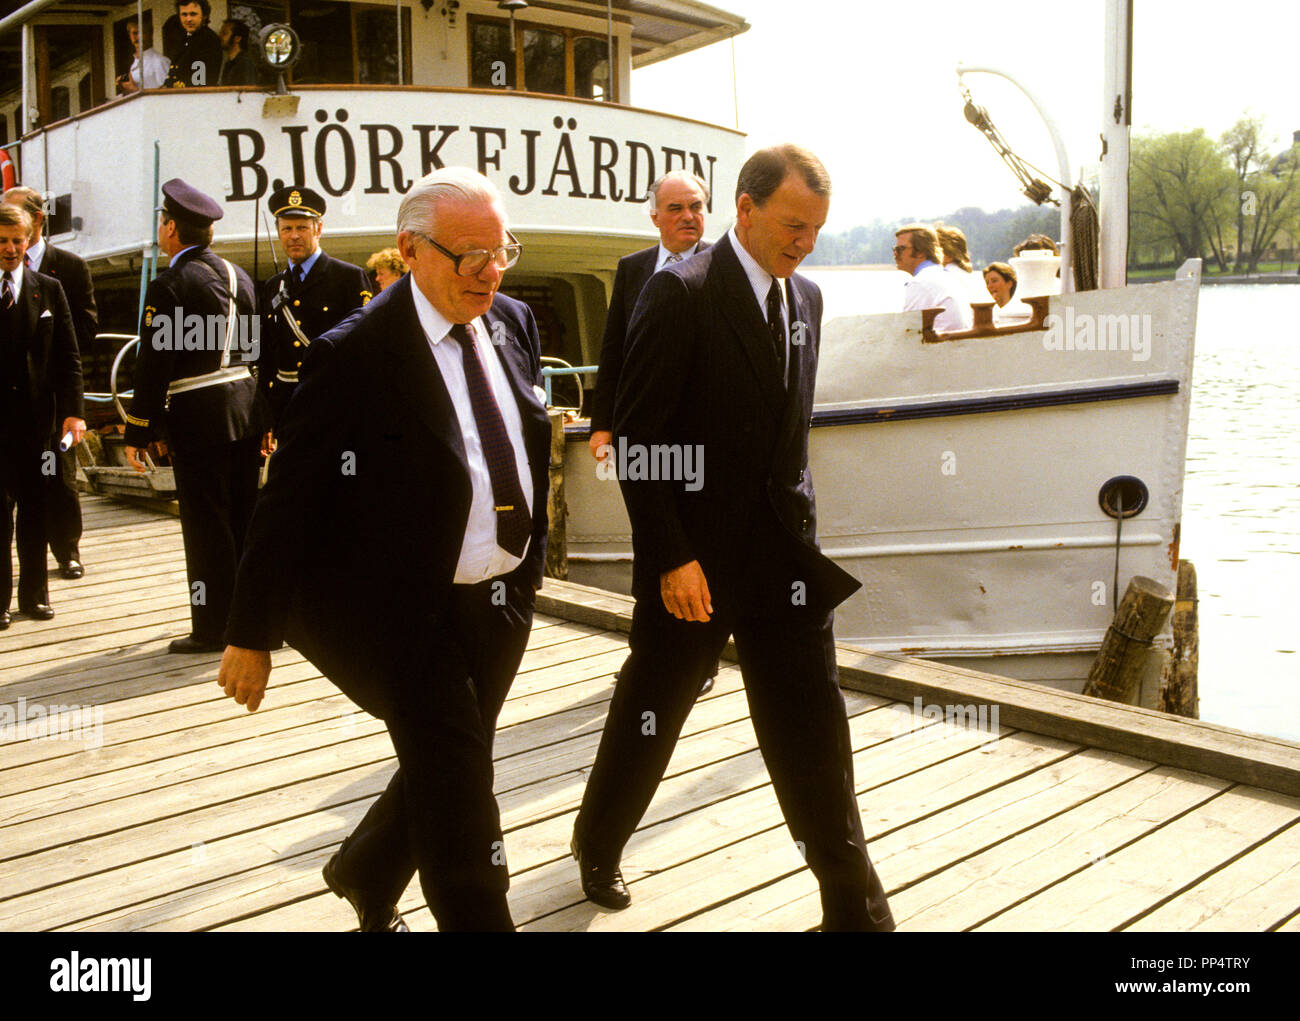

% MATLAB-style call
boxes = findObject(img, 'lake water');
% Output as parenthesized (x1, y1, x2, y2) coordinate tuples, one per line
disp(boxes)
(803, 268, 1300, 742)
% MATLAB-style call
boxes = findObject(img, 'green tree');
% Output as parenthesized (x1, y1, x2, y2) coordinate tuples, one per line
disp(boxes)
(1129, 129, 1235, 270)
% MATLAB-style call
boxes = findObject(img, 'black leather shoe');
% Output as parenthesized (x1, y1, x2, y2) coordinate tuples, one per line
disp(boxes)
(571, 836, 631, 910)
(19, 603, 54, 621)
(323, 853, 409, 932)
(58, 560, 84, 580)
(0, 610, 9, 630)
(698, 675, 714, 696)
(167, 635, 225, 654)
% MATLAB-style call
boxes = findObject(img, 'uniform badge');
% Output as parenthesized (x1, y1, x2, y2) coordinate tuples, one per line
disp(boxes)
(289, 190, 302, 207)
(360, 290, 372, 305)
(144, 305, 155, 327)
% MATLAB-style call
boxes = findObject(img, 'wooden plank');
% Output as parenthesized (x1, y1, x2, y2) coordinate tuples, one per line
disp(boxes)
(978, 786, 1300, 931)
(1126, 819, 1300, 931)
(892, 768, 1231, 930)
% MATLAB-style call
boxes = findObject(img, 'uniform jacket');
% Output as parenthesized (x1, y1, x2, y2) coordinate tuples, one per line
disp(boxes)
(613, 232, 858, 612)
(165, 25, 222, 88)
(3, 269, 83, 446)
(225, 275, 551, 719)
(257, 251, 371, 424)
(124, 245, 262, 449)
(589, 240, 709, 433)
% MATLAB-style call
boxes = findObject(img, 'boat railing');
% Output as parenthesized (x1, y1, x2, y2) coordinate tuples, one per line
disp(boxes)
(540, 360, 596, 413)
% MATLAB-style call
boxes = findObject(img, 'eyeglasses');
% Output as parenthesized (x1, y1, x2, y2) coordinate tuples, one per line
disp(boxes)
(892, 244, 912, 256)
(413, 230, 522, 276)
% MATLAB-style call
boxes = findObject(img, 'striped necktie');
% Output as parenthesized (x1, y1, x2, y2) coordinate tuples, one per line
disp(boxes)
(2, 271, 14, 309)
(447, 322, 532, 558)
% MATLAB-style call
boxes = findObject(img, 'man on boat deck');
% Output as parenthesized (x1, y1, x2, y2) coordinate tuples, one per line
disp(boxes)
(895, 223, 973, 333)
(257, 185, 371, 453)
(218, 168, 551, 932)
(571, 145, 896, 931)
(122, 179, 263, 655)
(163, 0, 222, 89)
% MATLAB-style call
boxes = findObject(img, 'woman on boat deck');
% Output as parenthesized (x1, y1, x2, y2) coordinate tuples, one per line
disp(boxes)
(936, 223, 984, 307)
(984, 261, 1032, 325)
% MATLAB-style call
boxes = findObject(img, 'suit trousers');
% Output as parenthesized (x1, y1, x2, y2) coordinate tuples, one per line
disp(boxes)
(1, 438, 49, 610)
(574, 588, 896, 932)
(46, 446, 82, 564)
(169, 436, 261, 642)
(329, 578, 536, 931)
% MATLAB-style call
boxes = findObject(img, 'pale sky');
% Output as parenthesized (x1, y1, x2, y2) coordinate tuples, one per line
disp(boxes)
(633, 0, 1300, 229)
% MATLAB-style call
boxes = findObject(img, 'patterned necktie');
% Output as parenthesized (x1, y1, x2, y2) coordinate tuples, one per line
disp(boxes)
(2, 271, 14, 309)
(765, 279, 786, 383)
(664, 252, 682, 266)
(447, 322, 532, 558)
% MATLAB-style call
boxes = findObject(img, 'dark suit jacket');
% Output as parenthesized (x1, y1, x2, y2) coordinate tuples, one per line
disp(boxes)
(3, 269, 83, 447)
(589, 240, 709, 432)
(613, 232, 857, 613)
(225, 275, 552, 719)
(258, 250, 372, 424)
(36, 244, 97, 356)
(165, 25, 222, 88)
(124, 245, 262, 450)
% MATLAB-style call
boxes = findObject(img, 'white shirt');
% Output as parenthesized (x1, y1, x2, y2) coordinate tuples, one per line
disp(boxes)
(25, 236, 46, 272)
(992, 298, 1033, 326)
(654, 241, 703, 273)
(2, 263, 23, 302)
(903, 261, 973, 333)
(410, 283, 535, 584)
(131, 48, 170, 90)
(728, 225, 789, 386)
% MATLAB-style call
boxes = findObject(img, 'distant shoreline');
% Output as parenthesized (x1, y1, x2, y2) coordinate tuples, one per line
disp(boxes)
(803, 264, 898, 272)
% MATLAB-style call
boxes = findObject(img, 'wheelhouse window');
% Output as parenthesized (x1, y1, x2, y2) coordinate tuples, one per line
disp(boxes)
(285, 1, 411, 85)
(469, 15, 614, 101)
(31, 23, 105, 127)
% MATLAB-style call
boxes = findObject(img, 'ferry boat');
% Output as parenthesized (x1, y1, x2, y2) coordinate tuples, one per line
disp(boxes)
(3, 0, 1198, 699)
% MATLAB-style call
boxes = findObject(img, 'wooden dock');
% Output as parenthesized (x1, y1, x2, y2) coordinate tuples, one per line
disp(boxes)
(3, 496, 1299, 932)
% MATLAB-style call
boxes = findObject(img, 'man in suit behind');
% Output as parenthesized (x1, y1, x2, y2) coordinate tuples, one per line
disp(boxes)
(123, 179, 263, 654)
(257, 185, 371, 452)
(0, 204, 85, 629)
(217, 168, 551, 932)
(571, 145, 895, 931)
(4, 186, 99, 580)
(587, 169, 711, 461)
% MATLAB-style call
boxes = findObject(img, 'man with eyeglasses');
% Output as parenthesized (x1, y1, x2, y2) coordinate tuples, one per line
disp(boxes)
(258, 185, 371, 452)
(218, 168, 550, 931)
(894, 223, 973, 333)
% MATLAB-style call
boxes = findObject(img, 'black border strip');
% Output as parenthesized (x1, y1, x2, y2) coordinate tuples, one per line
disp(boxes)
(563, 380, 1181, 437)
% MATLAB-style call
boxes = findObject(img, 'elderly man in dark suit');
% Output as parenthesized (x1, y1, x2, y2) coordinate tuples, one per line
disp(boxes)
(0, 204, 85, 629)
(217, 168, 551, 932)
(123, 179, 263, 654)
(4, 186, 98, 580)
(587, 169, 711, 461)
(571, 145, 895, 932)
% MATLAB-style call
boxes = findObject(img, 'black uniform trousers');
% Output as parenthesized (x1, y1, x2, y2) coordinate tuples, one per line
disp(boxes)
(1, 434, 49, 612)
(328, 578, 535, 931)
(45, 446, 82, 564)
(574, 560, 895, 932)
(169, 436, 260, 643)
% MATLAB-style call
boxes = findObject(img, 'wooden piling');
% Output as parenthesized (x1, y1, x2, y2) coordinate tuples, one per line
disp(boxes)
(1159, 560, 1200, 719)
(545, 409, 567, 580)
(1083, 576, 1175, 705)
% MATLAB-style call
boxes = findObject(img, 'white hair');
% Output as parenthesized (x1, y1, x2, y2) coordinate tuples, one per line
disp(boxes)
(397, 167, 506, 237)
(647, 169, 710, 212)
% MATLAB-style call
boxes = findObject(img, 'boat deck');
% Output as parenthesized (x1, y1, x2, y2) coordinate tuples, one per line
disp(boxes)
(3, 496, 1299, 932)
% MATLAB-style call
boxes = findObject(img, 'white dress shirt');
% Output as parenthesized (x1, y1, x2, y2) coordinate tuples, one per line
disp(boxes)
(24, 236, 45, 272)
(728, 225, 789, 386)
(410, 283, 535, 584)
(131, 48, 170, 90)
(3, 263, 24, 302)
(903, 261, 973, 333)
(654, 241, 703, 273)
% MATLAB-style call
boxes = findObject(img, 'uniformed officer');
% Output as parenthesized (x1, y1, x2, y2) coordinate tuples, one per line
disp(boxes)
(258, 185, 370, 451)
(123, 179, 263, 654)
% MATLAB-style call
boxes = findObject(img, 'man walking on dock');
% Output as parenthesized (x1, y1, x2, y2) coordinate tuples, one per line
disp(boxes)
(218, 168, 550, 931)
(571, 145, 895, 931)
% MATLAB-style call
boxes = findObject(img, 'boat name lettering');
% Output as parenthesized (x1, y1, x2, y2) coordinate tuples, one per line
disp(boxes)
(220, 113, 718, 210)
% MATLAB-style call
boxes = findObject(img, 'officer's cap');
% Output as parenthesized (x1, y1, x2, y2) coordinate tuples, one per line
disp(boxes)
(269, 185, 326, 220)
(159, 178, 224, 225)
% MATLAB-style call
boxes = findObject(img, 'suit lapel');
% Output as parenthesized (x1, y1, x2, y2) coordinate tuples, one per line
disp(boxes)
(298, 252, 328, 294)
(384, 278, 466, 466)
(776, 275, 813, 443)
(481, 302, 550, 439)
(710, 235, 785, 413)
